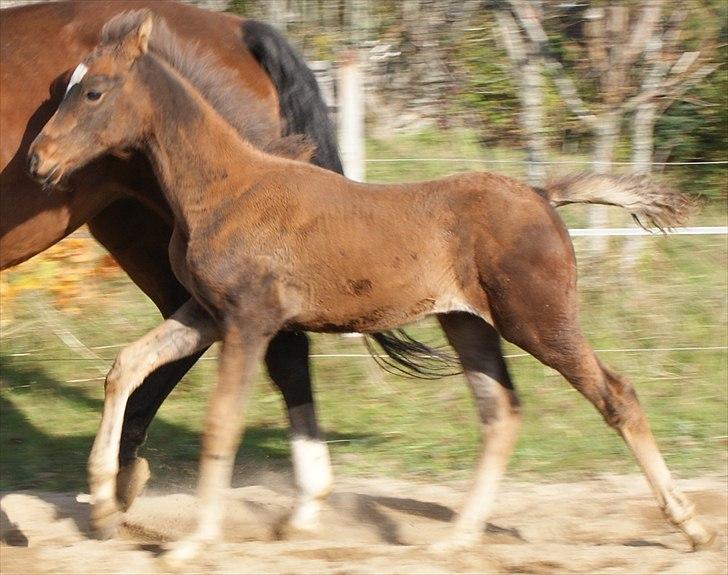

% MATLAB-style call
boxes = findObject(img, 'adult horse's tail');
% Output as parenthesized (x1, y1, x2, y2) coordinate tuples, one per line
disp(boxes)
(242, 20, 343, 174)
(540, 173, 694, 230)
(242, 21, 456, 378)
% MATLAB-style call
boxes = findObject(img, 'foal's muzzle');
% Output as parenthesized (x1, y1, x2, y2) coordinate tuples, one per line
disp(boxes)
(27, 138, 62, 185)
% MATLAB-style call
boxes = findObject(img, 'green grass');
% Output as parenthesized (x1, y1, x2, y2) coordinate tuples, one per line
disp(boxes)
(1, 134, 726, 492)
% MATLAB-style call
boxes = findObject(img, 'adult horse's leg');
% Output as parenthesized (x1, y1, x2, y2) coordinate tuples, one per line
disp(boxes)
(435, 312, 521, 550)
(87, 299, 219, 539)
(265, 331, 332, 537)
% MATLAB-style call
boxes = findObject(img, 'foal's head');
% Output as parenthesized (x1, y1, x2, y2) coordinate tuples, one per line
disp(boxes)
(28, 14, 155, 186)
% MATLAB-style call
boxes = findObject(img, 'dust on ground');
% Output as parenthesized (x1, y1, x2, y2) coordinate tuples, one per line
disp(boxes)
(1, 473, 725, 574)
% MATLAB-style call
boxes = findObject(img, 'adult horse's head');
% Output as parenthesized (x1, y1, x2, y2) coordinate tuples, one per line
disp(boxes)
(28, 13, 154, 186)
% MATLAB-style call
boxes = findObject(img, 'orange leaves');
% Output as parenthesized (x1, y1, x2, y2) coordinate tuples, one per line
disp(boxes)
(1, 229, 122, 315)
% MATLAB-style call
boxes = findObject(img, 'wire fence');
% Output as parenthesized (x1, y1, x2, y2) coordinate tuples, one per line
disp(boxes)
(365, 159, 728, 166)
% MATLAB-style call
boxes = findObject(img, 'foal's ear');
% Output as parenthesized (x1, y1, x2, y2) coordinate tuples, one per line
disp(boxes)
(136, 14, 153, 54)
(121, 13, 153, 59)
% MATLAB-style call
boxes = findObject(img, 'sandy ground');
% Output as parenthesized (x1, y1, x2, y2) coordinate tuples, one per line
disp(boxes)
(0, 473, 725, 574)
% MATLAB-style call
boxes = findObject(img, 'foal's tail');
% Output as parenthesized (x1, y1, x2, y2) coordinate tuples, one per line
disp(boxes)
(539, 173, 694, 230)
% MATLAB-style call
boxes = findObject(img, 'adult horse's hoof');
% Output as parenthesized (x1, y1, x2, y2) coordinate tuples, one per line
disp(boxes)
(273, 499, 325, 540)
(272, 512, 320, 541)
(160, 538, 208, 571)
(116, 457, 151, 511)
(89, 499, 123, 540)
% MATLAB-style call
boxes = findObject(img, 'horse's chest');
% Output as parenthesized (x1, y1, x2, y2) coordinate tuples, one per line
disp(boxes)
(167, 230, 228, 297)
(168, 227, 194, 292)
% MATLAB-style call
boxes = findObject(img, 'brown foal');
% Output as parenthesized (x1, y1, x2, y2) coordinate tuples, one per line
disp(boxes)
(28, 14, 713, 564)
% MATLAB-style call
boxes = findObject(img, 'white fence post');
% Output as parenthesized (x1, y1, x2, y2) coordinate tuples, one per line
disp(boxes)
(337, 51, 365, 182)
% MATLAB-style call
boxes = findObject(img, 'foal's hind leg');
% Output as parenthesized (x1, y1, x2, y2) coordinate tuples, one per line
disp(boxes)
(87, 299, 219, 539)
(541, 342, 713, 548)
(435, 312, 521, 550)
(265, 331, 332, 538)
(491, 292, 714, 548)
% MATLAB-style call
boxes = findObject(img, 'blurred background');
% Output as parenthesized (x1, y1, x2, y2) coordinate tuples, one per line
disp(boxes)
(0, 0, 726, 493)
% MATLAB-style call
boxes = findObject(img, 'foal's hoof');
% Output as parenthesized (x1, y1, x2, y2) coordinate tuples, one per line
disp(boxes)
(89, 500, 123, 540)
(687, 522, 718, 552)
(116, 457, 151, 511)
(428, 531, 480, 554)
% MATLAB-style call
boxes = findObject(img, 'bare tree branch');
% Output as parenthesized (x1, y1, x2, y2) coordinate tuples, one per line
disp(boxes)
(617, 0, 665, 67)
(495, 9, 527, 66)
(584, 7, 608, 75)
(508, 0, 597, 128)
(623, 64, 719, 112)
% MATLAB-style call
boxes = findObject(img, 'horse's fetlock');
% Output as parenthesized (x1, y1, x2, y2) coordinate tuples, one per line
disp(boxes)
(89, 498, 123, 540)
(662, 488, 696, 526)
(120, 422, 148, 450)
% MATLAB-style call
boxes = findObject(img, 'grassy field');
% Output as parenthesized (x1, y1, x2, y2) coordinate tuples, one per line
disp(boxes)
(1, 135, 726, 493)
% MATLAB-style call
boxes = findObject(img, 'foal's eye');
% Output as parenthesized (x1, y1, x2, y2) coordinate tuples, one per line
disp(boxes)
(85, 91, 103, 102)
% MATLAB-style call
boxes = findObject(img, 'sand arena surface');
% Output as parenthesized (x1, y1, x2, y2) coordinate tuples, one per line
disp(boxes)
(1, 474, 725, 574)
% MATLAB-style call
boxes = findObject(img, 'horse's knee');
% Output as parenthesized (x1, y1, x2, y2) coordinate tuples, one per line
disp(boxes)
(105, 356, 126, 393)
(105, 349, 141, 395)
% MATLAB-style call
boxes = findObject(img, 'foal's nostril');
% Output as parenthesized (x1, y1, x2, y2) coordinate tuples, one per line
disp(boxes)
(28, 152, 39, 177)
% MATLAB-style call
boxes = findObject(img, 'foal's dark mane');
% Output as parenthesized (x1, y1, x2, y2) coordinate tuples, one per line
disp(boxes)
(101, 10, 308, 159)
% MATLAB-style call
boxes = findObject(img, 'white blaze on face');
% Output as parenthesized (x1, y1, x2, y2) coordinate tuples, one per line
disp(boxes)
(65, 63, 88, 96)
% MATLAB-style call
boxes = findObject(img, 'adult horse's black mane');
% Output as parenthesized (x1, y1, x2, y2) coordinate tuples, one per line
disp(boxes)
(241, 20, 343, 173)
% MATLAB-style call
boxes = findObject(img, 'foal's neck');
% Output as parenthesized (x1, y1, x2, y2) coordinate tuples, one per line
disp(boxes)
(138, 54, 265, 234)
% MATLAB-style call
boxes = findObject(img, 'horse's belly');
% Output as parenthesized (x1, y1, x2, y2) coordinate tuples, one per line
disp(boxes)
(284, 277, 480, 333)
(285, 300, 436, 333)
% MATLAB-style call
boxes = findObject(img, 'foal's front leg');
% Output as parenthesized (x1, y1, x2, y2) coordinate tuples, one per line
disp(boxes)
(163, 324, 271, 566)
(87, 299, 219, 539)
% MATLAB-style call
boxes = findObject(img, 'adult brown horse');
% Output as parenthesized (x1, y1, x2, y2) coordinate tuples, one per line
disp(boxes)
(29, 13, 713, 564)
(0, 0, 357, 535)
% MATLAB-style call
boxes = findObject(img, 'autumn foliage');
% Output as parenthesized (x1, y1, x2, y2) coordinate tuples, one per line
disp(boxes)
(0, 230, 121, 317)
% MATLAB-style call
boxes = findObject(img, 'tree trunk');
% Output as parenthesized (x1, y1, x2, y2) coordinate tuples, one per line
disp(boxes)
(520, 60, 547, 186)
(495, 9, 548, 186)
(622, 93, 658, 276)
(588, 111, 621, 253)
(631, 102, 656, 174)
(266, 0, 288, 32)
